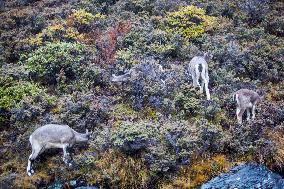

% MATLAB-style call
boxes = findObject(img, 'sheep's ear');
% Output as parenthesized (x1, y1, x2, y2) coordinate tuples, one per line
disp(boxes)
(204, 52, 212, 61)
(260, 95, 265, 100)
(86, 129, 92, 136)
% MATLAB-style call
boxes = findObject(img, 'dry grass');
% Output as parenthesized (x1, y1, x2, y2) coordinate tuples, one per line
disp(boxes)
(160, 154, 233, 189)
(266, 128, 284, 169)
(86, 149, 150, 189)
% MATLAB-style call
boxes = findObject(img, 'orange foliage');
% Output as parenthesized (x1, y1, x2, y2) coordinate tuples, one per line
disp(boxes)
(96, 21, 132, 64)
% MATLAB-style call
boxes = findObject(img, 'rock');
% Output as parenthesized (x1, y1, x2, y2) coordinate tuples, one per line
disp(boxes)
(75, 187, 99, 189)
(0, 173, 17, 189)
(201, 163, 284, 189)
(46, 181, 63, 189)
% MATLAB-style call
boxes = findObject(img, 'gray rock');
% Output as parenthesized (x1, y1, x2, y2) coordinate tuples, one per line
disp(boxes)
(201, 163, 284, 189)
(46, 180, 63, 189)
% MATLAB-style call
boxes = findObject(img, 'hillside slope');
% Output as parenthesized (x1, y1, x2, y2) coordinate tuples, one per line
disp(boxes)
(0, 0, 284, 188)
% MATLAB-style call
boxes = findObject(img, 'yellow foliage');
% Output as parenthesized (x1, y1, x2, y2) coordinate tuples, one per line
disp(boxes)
(64, 27, 80, 39)
(27, 9, 105, 46)
(29, 33, 44, 46)
(71, 9, 95, 25)
(165, 5, 216, 39)
(266, 128, 284, 169)
(160, 154, 232, 189)
(266, 82, 284, 102)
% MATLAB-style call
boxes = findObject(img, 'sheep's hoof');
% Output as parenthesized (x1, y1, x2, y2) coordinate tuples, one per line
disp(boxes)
(27, 170, 34, 176)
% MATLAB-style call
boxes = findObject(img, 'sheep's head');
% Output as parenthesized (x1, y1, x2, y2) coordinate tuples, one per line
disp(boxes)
(85, 129, 91, 140)
(204, 52, 213, 62)
(111, 73, 129, 82)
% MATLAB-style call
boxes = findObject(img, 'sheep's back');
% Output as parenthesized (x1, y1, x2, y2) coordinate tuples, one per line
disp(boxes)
(31, 124, 75, 144)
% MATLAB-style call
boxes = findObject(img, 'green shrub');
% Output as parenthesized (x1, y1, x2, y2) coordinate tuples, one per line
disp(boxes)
(21, 42, 95, 85)
(174, 84, 202, 118)
(111, 121, 159, 153)
(165, 5, 216, 39)
(0, 77, 54, 111)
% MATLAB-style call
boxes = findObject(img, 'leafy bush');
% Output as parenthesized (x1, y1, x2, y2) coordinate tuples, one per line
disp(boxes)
(21, 42, 95, 85)
(70, 9, 96, 25)
(239, 0, 269, 25)
(111, 121, 159, 153)
(174, 84, 202, 117)
(161, 119, 226, 164)
(165, 5, 216, 39)
(0, 77, 54, 111)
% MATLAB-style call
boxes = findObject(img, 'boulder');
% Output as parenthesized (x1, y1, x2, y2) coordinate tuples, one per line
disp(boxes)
(201, 163, 284, 189)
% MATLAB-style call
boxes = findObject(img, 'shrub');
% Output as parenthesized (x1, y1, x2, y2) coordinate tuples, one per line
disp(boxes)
(173, 84, 202, 118)
(0, 77, 55, 126)
(238, 0, 270, 26)
(21, 42, 95, 85)
(265, 16, 284, 37)
(0, 77, 54, 111)
(111, 121, 159, 153)
(114, 49, 138, 69)
(70, 9, 96, 25)
(161, 119, 226, 164)
(165, 5, 216, 39)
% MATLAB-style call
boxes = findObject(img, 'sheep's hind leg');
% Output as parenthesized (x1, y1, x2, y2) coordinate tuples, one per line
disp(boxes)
(191, 72, 198, 87)
(62, 144, 72, 166)
(27, 148, 41, 176)
(237, 108, 245, 124)
(252, 105, 256, 120)
(246, 108, 251, 121)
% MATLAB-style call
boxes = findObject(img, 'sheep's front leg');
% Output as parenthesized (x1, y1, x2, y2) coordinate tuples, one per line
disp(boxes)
(204, 80, 210, 100)
(246, 108, 251, 121)
(237, 107, 245, 124)
(195, 66, 201, 88)
(252, 105, 256, 120)
(200, 79, 204, 94)
(27, 154, 34, 176)
(62, 145, 72, 166)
